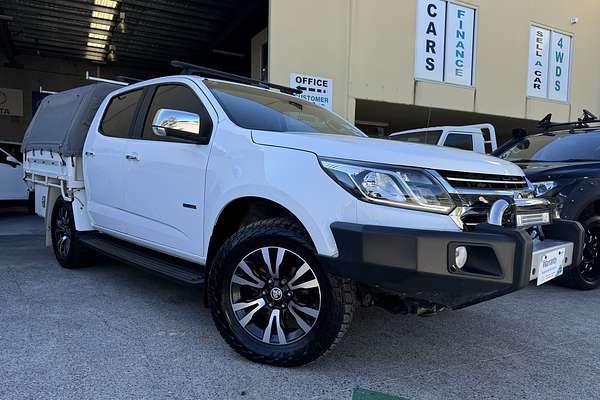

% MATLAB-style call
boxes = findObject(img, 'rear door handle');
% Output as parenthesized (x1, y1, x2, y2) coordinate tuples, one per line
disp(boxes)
(125, 153, 139, 161)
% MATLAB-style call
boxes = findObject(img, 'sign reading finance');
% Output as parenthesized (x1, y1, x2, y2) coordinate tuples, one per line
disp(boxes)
(527, 26, 572, 102)
(415, 0, 476, 86)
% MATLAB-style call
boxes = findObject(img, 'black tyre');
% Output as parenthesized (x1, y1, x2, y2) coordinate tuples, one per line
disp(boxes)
(558, 215, 600, 290)
(208, 218, 354, 367)
(51, 198, 94, 269)
(26, 192, 36, 215)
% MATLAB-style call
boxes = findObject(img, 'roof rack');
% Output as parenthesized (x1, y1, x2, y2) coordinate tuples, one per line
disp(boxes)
(85, 71, 129, 86)
(537, 109, 600, 131)
(171, 60, 303, 96)
(116, 75, 143, 84)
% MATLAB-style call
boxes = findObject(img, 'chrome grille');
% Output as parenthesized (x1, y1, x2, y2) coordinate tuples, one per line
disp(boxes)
(437, 170, 528, 191)
(432, 170, 543, 231)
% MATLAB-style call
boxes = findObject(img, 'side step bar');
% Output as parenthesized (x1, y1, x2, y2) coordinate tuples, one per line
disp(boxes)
(79, 233, 205, 286)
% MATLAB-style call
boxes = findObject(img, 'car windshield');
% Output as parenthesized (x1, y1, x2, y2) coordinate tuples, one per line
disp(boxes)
(204, 80, 366, 137)
(499, 131, 600, 162)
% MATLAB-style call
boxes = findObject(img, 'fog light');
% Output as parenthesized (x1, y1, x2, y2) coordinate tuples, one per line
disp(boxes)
(455, 246, 468, 270)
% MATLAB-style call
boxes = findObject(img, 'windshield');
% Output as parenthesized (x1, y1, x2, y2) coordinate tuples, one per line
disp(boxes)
(499, 131, 600, 162)
(204, 80, 366, 137)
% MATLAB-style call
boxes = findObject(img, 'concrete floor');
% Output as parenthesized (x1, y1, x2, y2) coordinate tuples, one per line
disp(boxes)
(1, 209, 599, 400)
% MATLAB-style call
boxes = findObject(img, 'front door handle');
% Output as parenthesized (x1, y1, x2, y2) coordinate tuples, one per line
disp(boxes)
(84, 151, 95, 157)
(125, 153, 139, 161)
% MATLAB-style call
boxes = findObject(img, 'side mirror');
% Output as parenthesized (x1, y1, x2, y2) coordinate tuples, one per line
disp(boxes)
(151, 108, 209, 144)
(2, 155, 19, 168)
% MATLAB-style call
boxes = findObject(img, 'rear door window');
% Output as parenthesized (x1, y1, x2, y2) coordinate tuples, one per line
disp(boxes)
(100, 89, 144, 138)
(390, 130, 442, 145)
(444, 133, 474, 151)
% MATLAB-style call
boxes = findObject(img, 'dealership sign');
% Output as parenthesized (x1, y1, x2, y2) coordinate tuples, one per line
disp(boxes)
(415, 0, 476, 86)
(527, 26, 572, 102)
(290, 73, 333, 111)
(527, 27, 550, 98)
(0, 88, 23, 117)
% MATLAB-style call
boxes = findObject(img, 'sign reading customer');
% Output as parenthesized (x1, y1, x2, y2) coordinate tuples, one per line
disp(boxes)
(0, 88, 24, 117)
(414, 0, 476, 86)
(527, 26, 572, 102)
(290, 73, 333, 111)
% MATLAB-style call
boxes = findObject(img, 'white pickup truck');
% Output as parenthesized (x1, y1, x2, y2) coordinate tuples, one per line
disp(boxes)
(0, 141, 33, 212)
(389, 124, 498, 154)
(22, 63, 583, 367)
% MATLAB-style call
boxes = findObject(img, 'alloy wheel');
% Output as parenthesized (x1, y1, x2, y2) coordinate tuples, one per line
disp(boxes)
(581, 225, 600, 283)
(229, 246, 322, 345)
(54, 205, 72, 259)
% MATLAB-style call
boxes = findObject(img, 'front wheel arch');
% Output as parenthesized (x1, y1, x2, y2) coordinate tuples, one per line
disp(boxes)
(205, 197, 315, 272)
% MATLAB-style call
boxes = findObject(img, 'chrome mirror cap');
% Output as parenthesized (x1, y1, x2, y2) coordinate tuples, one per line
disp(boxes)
(151, 108, 200, 137)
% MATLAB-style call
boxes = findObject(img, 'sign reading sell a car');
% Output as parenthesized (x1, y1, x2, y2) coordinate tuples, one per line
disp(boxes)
(0, 88, 24, 117)
(414, 0, 476, 86)
(290, 73, 333, 111)
(527, 25, 572, 102)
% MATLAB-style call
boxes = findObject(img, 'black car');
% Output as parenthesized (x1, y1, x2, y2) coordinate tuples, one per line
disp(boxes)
(496, 114, 600, 289)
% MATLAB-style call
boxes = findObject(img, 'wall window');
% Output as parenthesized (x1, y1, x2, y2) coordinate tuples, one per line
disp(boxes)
(414, 0, 476, 86)
(527, 26, 572, 102)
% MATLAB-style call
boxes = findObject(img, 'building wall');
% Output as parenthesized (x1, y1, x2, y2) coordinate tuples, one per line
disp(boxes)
(0, 55, 161, 143)
(269, 0, 600, 123)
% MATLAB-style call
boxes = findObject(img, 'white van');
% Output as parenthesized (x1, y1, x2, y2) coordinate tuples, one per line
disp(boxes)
(0, 142, 33, 211)
(389, 124, 498, 154)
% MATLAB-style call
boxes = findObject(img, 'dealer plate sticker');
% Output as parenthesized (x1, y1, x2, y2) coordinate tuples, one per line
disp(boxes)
(537, 248, 565, 286)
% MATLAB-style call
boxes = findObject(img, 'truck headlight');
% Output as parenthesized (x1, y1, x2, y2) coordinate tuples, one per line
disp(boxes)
(531, 181, 558, 197)
(320, 158, 455, 214)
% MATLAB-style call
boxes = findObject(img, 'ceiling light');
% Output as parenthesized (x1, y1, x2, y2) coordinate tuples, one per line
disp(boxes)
(92, 11, 114, 21)
(90, 22, 111, 31)
(94, 0, 118, 8)
(107, 45, 117, 62)
(117, 12, 126, 33)
(87, 41, 106, 49)
(88, 32, 108, 40)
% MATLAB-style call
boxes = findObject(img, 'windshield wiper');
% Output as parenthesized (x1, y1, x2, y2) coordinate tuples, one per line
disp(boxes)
(506, 159, 537, 163)
(514, 159, 600, 163)
(556, 159, 600, 163)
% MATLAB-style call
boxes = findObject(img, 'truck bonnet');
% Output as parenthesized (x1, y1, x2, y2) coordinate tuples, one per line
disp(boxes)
(251, 130, 523, 176)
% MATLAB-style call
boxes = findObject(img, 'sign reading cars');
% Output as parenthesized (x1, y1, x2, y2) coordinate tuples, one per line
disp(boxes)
(0, 88, 24, 117)
(414, 0, 476, 86)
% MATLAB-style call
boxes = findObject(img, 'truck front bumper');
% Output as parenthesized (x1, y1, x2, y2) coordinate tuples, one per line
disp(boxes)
(319, 220, 584, 310)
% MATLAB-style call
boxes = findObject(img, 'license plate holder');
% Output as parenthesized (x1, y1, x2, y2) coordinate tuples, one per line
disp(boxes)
(537, 247, 565, 286)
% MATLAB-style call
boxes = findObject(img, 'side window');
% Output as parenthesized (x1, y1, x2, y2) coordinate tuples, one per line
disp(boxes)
(3, 144, 23, 162)
(391, 130, 442, 145)
(100, 89, 144, 138)
(444, 133, 474, 151)
(425, 130, 443, 145)
(0, 148, 18, 167)
(142, 85, 209, 141)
